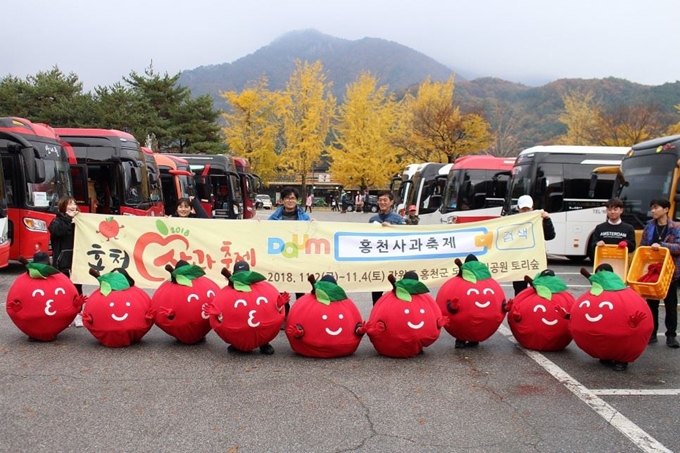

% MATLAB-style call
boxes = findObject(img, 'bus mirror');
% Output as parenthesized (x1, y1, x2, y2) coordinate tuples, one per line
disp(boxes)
(537, 177, 547, 195)
(131, 166, 142, 184)
(675, 194, 680, 204)
(588, 174, 598, 198)
(21, 147, 46, 184)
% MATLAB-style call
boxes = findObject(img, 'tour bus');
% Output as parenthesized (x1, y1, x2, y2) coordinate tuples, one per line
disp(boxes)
(153, 153, 196, 216)
(233, 157, 261, 219)
(596, 135, 680, 243)
(0, 159, 10, 267)
(503, 145, 629, 260)
(0, 118, 73, 260)
(391, 163, 446, 216)
(167, 154, 243, 220)
(410, 163, 455, 225)
(437, 155, 516, 225)
(55, 128, 156, 216)
(141, 147, 165, 216)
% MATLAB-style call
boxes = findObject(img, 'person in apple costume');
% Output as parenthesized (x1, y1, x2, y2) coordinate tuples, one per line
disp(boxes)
(152, 260, 220, 344)
(363, 272, 447, 358)
(285, 274, 364, 358)
(570, 264, 653, 371)
(207, 261, 289, 355)
(5, 252, 85, 341)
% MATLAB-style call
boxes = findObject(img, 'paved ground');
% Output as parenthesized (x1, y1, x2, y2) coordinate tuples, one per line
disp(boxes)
(1, 209, 679, 452)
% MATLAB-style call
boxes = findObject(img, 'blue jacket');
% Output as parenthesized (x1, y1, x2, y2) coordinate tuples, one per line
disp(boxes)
(268, 206, 311, 221)
(368, 211, 405, 225)
(641, 218, 680, 281)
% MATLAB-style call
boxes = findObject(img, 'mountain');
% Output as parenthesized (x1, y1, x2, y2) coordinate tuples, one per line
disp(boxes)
(177, 29, 680, 149)
(178, 29, 459, 106)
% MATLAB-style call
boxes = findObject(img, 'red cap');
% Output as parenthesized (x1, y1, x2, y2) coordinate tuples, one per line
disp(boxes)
(408, 205, 417, 212)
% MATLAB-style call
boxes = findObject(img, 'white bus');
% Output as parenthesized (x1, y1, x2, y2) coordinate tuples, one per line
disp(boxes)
(503, 145, 629, 261)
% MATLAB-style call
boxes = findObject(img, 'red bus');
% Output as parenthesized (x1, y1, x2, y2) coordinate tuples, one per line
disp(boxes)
(437, 155, 516, 224)
(0, 159, 10, 267)
(167, 154, 243, 219)
(0, 117, 73, 260)
(141, 147, 164, 216)
(153, 154, 197, 216)
(233, 157, 261, 219)
(55, 128, 156, 216)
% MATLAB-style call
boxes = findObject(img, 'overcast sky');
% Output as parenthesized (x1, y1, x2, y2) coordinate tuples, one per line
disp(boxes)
(3, 0, 679, 91)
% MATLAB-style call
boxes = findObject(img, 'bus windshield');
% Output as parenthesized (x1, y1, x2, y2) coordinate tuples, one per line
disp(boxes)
(26, 158, 71, 210)
(443, 169, 509, 213)
(122, 161, 150, 205)
(619, 153, 677, 226)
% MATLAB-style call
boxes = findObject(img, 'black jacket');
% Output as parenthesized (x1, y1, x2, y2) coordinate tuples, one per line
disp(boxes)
(48, 213, 76, 271)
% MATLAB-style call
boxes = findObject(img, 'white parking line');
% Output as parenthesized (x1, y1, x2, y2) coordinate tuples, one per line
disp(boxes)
(592, 389, 680, 396)
(499, 325, 672, 453)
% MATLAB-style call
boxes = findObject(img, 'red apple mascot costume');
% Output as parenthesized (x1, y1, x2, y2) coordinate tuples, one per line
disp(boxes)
(435, 255, 506, 348)
(81, 268, 154, 347)
(505, 269, 575, 351)
(570, 264, 653, 371)
(152, 260, 219, 344)
(206, 261, 288, 355)
(285, 274, 364, 358)
(6, 252, 85, 341)
(364, 272, 447, 358)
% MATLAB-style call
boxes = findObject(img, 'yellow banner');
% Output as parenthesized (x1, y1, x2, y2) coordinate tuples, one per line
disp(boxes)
(72, 211, 546, 291)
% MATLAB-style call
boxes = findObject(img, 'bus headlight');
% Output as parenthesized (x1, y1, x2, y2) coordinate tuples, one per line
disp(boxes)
(24, 217, 47, 232)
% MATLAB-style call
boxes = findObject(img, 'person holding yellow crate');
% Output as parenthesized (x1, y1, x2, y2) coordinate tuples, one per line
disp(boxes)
(589, 198, 636, 257)
(640, 198, 680, 348)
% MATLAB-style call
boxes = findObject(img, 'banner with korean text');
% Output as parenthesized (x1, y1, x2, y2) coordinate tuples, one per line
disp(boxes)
(72, 211, 547, 291)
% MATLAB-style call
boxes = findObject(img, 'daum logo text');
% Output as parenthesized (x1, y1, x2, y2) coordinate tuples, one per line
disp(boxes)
(267, 234, 330, 258)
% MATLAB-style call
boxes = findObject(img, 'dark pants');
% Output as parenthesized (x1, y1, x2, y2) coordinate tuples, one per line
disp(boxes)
(372, 291, 383, 306)
(512, 280, 529, 297)
(285, 292, 306, 316)
(60, 269, 83, 295)
(647, 279, 678, 338)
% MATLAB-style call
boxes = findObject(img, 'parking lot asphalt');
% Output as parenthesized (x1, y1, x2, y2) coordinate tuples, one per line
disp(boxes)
(1, 209, 678, 452)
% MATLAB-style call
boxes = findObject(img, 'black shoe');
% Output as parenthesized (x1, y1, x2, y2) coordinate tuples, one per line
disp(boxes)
(613, 362, 628, 371)
(649, 335, 658, 344)
(466, 341, 479, 348)
(666, 337, 680, 348)
(259, 343, 275, 355)
(227, 345, 239, 353)
(454, 339, 466, 349)
(599, 359, 615, 367)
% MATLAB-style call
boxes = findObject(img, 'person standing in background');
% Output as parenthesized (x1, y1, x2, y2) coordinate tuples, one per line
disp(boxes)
(589, 198, 636, 258)
(640, 198, 680, 348)
(404, 205, 420, 225)
(305, 193, 313, 213)
(268, 186, 311, 323)
(510, 195, 556, 296)
(49, 197, 83, 326)
(369, 191, 405, 305)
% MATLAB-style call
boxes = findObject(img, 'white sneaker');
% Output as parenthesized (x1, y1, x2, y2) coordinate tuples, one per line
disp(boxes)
(74, 314, 83, 327)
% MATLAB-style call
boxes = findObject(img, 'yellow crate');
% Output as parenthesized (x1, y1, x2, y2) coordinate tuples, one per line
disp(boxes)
(626, 246, 676, 300)
(593, 244, 629, 281)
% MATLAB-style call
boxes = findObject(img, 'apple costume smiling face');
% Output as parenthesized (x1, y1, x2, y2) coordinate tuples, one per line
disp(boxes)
(435, 255, 506, 343)
(506, 270, 575, 351)
(570, 267, 653, 363)
(207, 262, 286, 352)
(81, 269, 154, 348)
(364, 273, 447, 358)
(152, 261, 219, 344)
(6, 255, 84, 341)
(285, 275, 364, 358)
